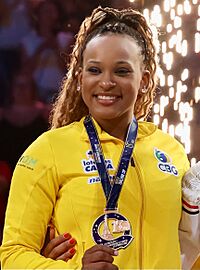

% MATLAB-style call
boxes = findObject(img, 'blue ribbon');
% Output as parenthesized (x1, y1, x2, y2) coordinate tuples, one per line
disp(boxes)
(84, 115, 138, 210)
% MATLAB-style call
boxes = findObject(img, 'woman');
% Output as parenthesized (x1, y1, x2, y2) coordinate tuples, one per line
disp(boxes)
(0, 6, 190, 269)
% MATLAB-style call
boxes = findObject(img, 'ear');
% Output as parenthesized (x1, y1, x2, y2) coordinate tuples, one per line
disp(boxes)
(139, 70, 150, 91)
(77, 67, 83, 86)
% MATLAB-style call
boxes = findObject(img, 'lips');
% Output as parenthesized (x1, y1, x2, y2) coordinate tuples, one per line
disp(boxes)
(96, 95, 118, 100)
(94, 94, 121, 105)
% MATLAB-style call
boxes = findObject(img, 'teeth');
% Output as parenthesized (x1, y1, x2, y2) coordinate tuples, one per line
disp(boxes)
(97, 95, 116, 100)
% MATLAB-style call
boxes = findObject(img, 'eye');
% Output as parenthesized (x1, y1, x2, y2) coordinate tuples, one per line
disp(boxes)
(115, 68, 132, 76)
(87, 67, 101, 74)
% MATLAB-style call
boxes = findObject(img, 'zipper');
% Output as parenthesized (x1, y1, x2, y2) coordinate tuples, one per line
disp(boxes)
(134, 156, 145, 270)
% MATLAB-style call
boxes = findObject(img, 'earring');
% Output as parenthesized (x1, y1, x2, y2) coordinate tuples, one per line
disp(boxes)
(77, 85, 81, 92)
(141, 87, 147, 93)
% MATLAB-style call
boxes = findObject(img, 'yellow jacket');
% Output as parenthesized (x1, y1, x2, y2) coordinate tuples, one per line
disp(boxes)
(0, 118, 189, 269)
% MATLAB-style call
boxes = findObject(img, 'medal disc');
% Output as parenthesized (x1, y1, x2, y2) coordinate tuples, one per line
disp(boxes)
(92, 212, 133, 250)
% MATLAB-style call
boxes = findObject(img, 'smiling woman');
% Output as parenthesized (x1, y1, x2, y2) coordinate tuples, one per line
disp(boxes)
(0, 6, 196, 270)
(79, 34, 149, 140)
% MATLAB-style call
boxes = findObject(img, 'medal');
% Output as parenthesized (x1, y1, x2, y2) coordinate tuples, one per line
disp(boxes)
(92, 210, 133, 250)
(84, 115, 138, 250)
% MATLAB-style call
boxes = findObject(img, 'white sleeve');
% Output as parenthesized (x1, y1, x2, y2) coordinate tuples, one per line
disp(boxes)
(179, 162, 200, 270)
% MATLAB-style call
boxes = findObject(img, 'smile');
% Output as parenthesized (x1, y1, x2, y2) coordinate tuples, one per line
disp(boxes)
(96, 95, 118, 100)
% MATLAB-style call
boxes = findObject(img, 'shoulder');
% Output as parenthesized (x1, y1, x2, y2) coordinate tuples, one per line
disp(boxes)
(138, 121, 187, 157)
(139, 121, 183, 143)
(46, 121, 83, 141)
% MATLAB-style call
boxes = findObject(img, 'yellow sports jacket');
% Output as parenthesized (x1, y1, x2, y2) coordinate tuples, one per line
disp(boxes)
(0, 118, 190, 269)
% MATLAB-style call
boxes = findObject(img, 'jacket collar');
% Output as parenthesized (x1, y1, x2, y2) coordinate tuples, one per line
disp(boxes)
(80, 116, 157, 142)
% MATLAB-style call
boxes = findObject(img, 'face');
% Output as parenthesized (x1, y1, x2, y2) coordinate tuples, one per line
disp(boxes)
(80, 34, 149, 125)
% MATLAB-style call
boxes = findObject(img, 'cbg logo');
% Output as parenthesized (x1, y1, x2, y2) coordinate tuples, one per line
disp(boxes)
(154, 148, 178, 176)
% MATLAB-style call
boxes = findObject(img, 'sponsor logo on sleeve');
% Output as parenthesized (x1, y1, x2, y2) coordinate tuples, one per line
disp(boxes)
(17, 155, 38, 170)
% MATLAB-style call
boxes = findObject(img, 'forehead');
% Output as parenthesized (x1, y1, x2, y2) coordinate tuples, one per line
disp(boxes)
(83, 34, 142, 63)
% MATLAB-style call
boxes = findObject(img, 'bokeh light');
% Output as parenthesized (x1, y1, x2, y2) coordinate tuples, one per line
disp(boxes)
(142, 0, 200, 163)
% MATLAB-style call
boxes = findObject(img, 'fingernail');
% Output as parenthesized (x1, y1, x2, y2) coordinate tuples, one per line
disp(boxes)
(63, 233, 70, 239)
(69, 248, 76, 254)
(114, 250, 118, 256)
(69, 238, 76, 245)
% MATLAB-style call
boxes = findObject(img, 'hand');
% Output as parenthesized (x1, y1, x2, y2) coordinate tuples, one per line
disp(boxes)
(41, 226, 77, 261)
(82, 245, 119, 270)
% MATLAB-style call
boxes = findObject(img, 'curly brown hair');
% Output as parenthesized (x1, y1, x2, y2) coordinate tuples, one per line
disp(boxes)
(50, 6, 159, 129)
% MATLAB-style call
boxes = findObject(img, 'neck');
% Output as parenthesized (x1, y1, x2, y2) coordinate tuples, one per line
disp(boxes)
(93, 115, 132, 141)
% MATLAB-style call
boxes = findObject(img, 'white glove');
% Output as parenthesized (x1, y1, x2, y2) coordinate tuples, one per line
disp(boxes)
(182, 161, 200, 205)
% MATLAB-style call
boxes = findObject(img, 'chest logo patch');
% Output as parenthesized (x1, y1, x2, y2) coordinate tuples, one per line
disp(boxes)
(154, 148, 178, 176)
(81, 150, 114, 173)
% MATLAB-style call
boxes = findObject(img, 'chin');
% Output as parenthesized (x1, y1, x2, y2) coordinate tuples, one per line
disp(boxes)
(91, 111, 121, 121)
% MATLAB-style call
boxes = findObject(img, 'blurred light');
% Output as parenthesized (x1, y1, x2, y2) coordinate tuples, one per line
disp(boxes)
(173, 102, 178, 111)
(181, 40, 188, 56)
(177, 80, 182, 92)
(197, 19, 200, 31)
(167, 75, 174, 86)
(184, 0, 192, 14)
(195, 87, 200, 102)
(174, 16, 182, 28)
(191, 158, 197, 166)
(162, 118, 168, 133)
(167, 23, 173, 33)
(147, 1, 199, 161)
(169, 125, 175, 137)
(164, 0, 170, 12)
(153, 114, 160, 125)
(162, 41, 167, 53)
(182, 122, 191, 153)
(195, 32, 200, 53)
(181, 69, 189, 81)
(175, 123, 183, 137)
(169, 87, 175, 98)
(177, 4, 184, 15)
(166, 52, 173, 70)
(151, 6, 162, 27)
(176, 90, 181, 103)
(170, 0, 176, 8)
(154, 103, 160, 113)
(154, 5, 161, 12)
(129, 0, 135, 2)
(177, 30, 183, 41)
(182, 85, 188, 92)
(170, 9, 176, 20)
(143, 9, 150, 21)
(160, 96, 169, 116)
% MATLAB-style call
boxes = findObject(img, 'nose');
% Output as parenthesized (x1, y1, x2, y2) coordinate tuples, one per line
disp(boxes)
(99, 80, 116, 90)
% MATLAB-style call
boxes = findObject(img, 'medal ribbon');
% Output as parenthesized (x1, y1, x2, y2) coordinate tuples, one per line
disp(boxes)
(84, 115, 138, 210)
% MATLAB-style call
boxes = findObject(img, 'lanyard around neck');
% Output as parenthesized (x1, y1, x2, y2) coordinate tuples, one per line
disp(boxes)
(84, 115, 138, 211)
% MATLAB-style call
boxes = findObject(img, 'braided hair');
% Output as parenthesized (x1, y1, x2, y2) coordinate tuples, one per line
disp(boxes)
(50, 6, 159, 129)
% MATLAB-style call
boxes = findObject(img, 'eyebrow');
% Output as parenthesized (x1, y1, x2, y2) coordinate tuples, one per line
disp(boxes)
(87, 60, 131, 65)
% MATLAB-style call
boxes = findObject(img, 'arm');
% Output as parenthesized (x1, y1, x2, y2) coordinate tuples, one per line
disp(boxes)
(179, 162, 200, 270)
(0, 134, 78, 269)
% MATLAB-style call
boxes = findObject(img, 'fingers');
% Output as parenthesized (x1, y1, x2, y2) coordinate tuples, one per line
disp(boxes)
(47, 237, 77, 260)
(42, 231, 77, 259)
(82, 262, 118, 270)
(49, 226, 55, 241)
(84, 244, 118, 257)
(82, 245, 119, 270)
(56, 247, 76, 261)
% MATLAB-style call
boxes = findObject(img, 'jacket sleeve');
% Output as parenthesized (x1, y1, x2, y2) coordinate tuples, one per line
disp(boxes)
(179, 162, 200, 270)
(0, 133, 79, 269)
